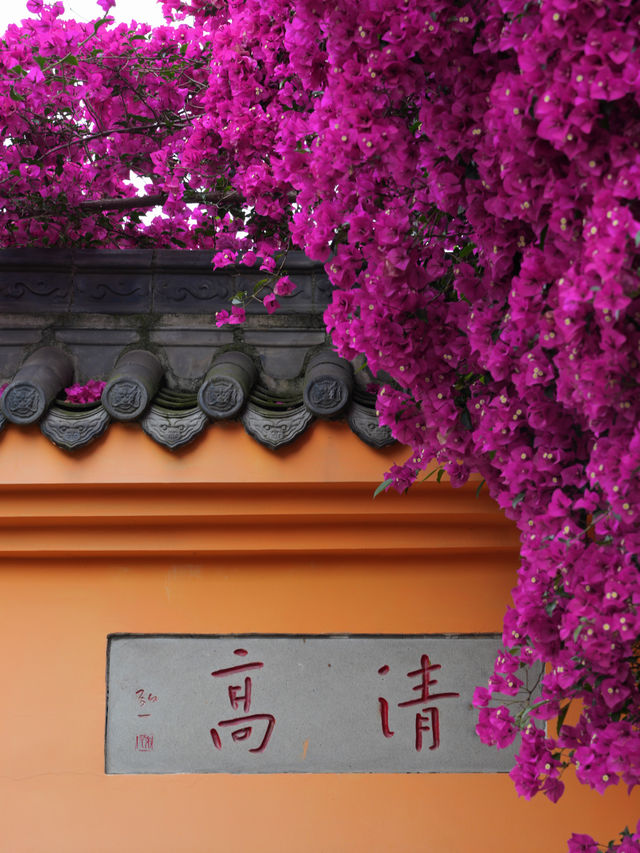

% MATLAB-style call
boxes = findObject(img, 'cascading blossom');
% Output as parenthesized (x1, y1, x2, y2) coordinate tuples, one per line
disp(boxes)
(2, 0, 640, 847)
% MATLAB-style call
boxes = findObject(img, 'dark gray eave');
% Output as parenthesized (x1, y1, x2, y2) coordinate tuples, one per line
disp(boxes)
(0, 249, 394, 452)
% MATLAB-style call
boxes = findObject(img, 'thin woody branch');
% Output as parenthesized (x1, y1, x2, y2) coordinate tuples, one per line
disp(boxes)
(4, 187, 296, 214)
(77, 190, 241, 212)
(41, 122, 174, 160)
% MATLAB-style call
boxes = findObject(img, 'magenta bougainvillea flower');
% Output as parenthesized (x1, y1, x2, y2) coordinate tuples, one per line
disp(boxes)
(215, 306, 246, 327)
(273, 276, 296, 297)
(64, 380, 106, 404)
(263, 293, 280, 314)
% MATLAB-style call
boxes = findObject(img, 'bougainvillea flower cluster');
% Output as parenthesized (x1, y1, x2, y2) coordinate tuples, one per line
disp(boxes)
(64, 380, 106, 404)
(1, 0, 640, 847)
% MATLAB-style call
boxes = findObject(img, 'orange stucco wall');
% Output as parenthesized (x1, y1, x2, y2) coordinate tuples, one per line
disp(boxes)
(0, 422, 637, 852)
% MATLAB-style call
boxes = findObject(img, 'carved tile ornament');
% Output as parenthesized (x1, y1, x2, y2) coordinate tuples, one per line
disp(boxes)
(305, 377, 349, 415)
(40, 406, 111, 451)
(198, 351, 256, 420)
(102, 350, 163, 421)
(0, 276, 70, 310)
(103, 379, 146, 420)
(347, 402, 395, 449)
(155, 278, 231, 305)
(198, 377, 243, 419)
(80, 280, 143, 300)
(2, 279, 63, 299)
(303, 351, 352, 418)
(241, 403, 314, 449)
(2, 382, 45, 424)
(0, 346, 74, 424)
(141, 405, 208, 450)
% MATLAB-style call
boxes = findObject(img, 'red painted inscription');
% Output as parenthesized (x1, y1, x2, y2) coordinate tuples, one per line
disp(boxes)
(135, 734, 154, 752)
(377, 654, 460, 751)
(135, 688, 159, 718)
(210, 648, 276, 754)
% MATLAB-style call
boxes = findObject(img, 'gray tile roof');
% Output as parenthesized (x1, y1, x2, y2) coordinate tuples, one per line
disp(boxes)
(0, 250, 393, 452)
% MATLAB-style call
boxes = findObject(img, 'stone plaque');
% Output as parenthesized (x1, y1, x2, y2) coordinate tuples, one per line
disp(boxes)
(106, 634, 529, 775)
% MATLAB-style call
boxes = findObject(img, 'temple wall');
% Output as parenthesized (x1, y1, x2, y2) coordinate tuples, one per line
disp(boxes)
(0, 422, 636, 852)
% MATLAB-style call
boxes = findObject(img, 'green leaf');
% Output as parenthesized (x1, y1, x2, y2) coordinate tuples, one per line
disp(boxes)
(635, 230, 640, 248)
(373, 478, 394, 499)
(464, 161, 480, 181)
(556, 701, 571, 734)
(522, 698, 548, 717)
(436, 468, 446, 483)
(512, 490, 526, 509)
(538, 224, 548, 251)
(421, 466, 443, 482)
(93, 17, 110, 34)
(475, 478, 485, 498)
(63, 55, 79, 66)
(8, 86, 23, 102)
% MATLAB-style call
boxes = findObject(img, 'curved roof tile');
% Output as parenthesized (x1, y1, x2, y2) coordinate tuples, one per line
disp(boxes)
(0, 250, 394, 452)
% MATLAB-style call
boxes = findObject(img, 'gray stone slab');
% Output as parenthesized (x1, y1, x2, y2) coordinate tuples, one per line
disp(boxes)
(244, 329, 327, 379)
(106, 634, 533, 775)
(54, 329, 140, 345)
(147, 330, 232, 384)
(153, 272, 234, 312)
(314, 270, 332, 307)
(73, 273, 151, 313)
(0, 272, 72, 312)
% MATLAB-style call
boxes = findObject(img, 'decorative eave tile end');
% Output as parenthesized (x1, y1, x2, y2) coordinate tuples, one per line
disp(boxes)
(1, 344, 392, 452)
